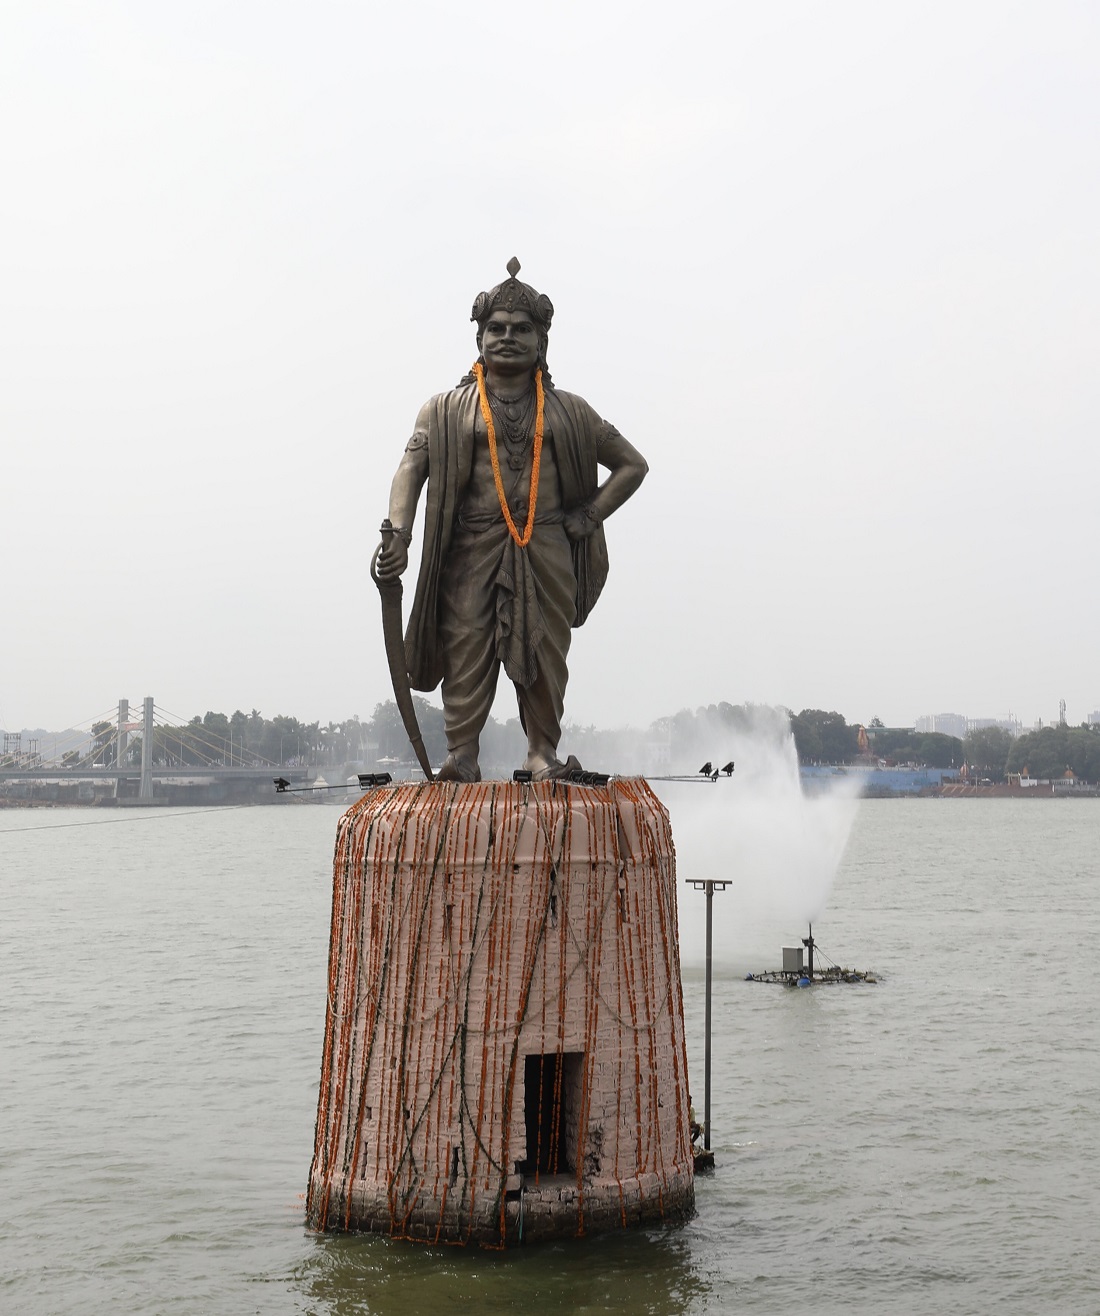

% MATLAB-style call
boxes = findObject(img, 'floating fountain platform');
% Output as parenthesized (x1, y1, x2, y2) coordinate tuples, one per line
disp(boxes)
(306, 777, 695, 1246)
(744, 924, 878, 986)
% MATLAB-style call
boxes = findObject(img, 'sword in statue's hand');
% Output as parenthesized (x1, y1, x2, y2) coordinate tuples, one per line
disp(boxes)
(370, 519, 435, 781)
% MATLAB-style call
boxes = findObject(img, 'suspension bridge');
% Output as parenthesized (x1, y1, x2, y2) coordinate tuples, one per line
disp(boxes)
(0, 698, 313, 805)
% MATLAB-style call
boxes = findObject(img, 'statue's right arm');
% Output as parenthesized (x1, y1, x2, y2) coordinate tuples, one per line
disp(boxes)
(375, 404, 430, 581)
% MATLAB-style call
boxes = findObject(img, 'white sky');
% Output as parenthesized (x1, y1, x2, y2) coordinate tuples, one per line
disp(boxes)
(3, 0, 1098, 735)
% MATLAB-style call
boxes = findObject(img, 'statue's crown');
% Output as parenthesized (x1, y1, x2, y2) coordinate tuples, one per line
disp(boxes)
(471, 257, 554, 331)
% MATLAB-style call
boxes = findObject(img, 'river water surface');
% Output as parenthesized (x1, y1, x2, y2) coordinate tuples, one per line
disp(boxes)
(2, 798, 1097, 1314)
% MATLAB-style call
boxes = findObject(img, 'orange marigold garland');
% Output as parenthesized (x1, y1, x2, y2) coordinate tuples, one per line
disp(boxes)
(473, 361, 544, 548)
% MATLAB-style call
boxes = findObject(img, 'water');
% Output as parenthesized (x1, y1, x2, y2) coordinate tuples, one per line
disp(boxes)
(2, 799, 1098, 1314)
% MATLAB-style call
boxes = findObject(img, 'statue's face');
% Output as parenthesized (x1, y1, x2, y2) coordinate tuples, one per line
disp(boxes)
(479, 308, 540, 375)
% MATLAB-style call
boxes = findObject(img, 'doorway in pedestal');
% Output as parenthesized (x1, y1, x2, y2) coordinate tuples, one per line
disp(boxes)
(522, 1051, 583, 1175)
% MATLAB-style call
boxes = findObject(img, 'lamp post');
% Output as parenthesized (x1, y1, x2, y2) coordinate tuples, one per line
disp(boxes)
(686, 879, 729, 1152)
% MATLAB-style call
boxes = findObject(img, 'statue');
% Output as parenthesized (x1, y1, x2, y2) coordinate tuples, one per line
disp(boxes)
(313, 268, 693, 1247)
(374, 259, 648, 782)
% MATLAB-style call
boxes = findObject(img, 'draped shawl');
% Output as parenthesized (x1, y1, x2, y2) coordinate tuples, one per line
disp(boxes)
(404, 382, 609, 692)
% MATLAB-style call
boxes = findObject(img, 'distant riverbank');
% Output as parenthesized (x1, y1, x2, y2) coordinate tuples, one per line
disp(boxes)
(931, 781, 1099, 798)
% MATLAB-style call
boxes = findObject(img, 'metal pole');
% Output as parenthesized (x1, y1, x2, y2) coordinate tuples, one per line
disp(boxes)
(687, 878, 728, 1156)
(704, 881, 713, 1151)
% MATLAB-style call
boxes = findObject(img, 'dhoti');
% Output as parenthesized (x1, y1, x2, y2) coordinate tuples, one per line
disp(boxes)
(438, 515, 576, 753)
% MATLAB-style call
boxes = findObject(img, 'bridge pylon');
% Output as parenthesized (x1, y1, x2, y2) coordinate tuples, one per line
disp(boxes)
(115, 699, 129, 799)
(139, 697, 154, 800)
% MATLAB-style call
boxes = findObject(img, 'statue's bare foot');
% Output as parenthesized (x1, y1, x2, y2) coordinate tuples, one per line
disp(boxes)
(526, 752, 582, 782)
(437, 752, 481, 783)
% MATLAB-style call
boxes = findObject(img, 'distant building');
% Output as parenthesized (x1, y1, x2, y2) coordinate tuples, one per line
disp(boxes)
(967, 716, 1022, 738)
(914, 713, 968, 740)
(914, 713, 1023, 739)
(1089, 711, 1100, 727)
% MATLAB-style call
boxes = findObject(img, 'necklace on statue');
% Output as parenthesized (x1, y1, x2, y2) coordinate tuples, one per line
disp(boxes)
(486, 382, 533, 406)
(472, 362, 545, 548)
(489, 389, 536, 468)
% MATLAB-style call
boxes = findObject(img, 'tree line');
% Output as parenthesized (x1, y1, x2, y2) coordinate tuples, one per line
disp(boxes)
(791, 712, 1100, 782)
(71, 702, 1100, 781)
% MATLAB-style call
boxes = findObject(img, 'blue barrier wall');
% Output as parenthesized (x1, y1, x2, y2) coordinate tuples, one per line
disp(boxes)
(799, 764, 958, 794)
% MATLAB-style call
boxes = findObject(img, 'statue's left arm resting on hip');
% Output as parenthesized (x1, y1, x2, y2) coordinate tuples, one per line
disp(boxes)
(564, 419, 648, 542)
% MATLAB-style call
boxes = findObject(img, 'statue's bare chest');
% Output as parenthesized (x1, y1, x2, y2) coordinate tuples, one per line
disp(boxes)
(462, 412, 564, 520)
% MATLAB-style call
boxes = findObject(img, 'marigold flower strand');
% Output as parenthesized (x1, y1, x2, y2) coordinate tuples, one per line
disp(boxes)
(473, 361, 544, 548)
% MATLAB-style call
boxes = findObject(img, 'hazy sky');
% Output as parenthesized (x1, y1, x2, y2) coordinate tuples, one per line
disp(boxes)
(4, 1, 1098, 736)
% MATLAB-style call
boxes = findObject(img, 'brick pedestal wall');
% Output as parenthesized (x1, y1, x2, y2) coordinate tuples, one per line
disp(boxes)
(307, 778, 694, 1246)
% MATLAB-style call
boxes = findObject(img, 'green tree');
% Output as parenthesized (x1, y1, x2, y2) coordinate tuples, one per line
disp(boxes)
(789, 710, 857, 764)
(790, 712, 823, 762)
(867, 726, 915, 761)
(267, 714, 310, 765)
(366, 699, 447, 766)
(201, 711, 231, 762)
(91, 720, 115, 766)
(1008, 725, 1100, 780)
(913, 733, 963, 768)
(963, 727, 1013, 781)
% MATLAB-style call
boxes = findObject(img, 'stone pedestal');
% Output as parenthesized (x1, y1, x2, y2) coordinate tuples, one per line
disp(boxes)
(306, 778, 694, 1246)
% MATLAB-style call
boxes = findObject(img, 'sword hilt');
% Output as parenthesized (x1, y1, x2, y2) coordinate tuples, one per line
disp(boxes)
(371, 519, 396, 587)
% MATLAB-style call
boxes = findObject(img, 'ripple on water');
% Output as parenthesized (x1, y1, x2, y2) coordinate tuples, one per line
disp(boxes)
(3, 802, 1100, 1314)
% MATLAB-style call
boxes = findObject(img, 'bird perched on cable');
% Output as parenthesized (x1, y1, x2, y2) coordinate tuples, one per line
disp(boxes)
(710, 768, 719, 781)
(699, 761, 712, 776)
(721, 761, 735, 776)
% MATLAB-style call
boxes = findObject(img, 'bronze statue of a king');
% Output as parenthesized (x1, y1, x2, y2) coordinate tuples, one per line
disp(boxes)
(375, 259, 648, 782)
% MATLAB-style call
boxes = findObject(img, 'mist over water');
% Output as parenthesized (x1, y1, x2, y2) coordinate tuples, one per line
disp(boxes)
(654, 707, 861, 972)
